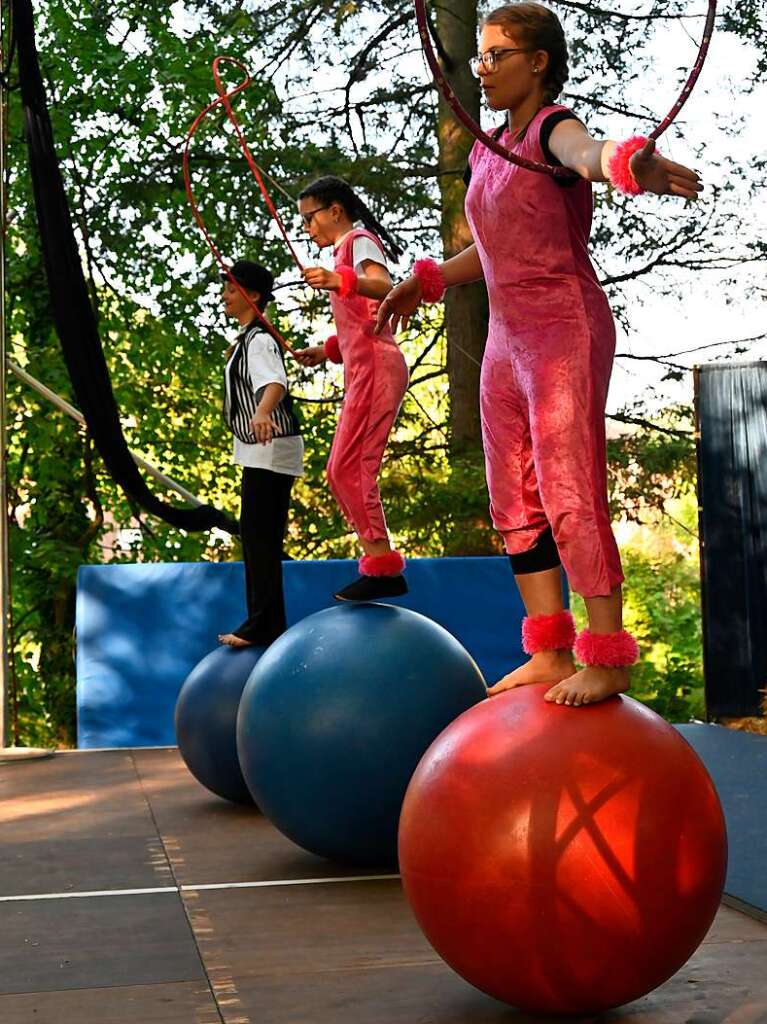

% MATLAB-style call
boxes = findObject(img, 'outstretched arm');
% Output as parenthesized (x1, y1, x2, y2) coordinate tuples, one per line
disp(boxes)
(375, 244, 484, 335)
(548, 119, 703, 199)
(440, 244, 485, 288)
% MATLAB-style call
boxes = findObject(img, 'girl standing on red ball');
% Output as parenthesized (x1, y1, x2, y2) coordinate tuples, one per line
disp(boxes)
(295, 176, 410, 602)
(377, 2, 702, 706)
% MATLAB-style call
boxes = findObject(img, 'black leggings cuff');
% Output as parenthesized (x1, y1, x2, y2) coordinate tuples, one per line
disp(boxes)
(509, 525, 561, 575)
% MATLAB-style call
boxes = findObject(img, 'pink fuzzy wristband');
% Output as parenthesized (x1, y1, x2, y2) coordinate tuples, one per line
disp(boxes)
(336, 264, 358, 298)
(522, 611, 576, 654)
(324, 334, 342, 364)
(413, 258, 446, 303)
(607, 135, 650, 196)
(574, 629, 640, 668)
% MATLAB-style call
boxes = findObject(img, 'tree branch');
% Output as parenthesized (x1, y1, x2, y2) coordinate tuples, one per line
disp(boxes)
(607, 412, 692, 437)
(343, 11, 412, 156)
(553, 0, 709, 22)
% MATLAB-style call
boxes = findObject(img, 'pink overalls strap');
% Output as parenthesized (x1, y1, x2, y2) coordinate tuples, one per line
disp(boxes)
(329, 228, 397, 362)
(467, 104, 598, 310)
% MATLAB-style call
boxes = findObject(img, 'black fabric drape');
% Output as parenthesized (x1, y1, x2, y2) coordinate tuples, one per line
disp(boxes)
(695, 362, 767, 717)
(12, 0, 238, 535)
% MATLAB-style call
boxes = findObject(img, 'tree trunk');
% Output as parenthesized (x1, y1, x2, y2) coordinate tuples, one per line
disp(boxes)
(435, 0, 488, 456)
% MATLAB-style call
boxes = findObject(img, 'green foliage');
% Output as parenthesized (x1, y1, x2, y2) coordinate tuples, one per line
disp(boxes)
(606, 405, 696, 521)
(572, 493, 705, 723)
(6, 0, 763, 745)
(622, 550, 705, 723)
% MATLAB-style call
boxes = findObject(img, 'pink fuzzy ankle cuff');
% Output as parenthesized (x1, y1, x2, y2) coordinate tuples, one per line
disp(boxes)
(522, 611, 576, 654)
(413, 258, 446, 303)
(607, 136, 648, 196)
(359, 550, 406, 577)
(574, 629, 640, 667)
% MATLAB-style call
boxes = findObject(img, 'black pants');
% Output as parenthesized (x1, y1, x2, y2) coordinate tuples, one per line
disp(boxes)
(233, 467, 295, 644)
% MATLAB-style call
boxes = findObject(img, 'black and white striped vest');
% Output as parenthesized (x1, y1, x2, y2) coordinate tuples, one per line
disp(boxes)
(223, 323, 301, 443)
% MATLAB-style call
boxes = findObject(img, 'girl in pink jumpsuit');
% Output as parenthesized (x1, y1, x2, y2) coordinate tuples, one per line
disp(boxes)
(377, 3, 702, 705)
(296, 176, 410, 602)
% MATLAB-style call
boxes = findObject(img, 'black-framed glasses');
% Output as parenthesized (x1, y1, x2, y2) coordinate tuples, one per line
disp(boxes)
(299, 205, 330, 227)
(470, 47, 533, 76)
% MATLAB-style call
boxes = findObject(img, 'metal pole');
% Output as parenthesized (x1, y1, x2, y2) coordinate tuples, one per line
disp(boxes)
(8, 360, 206, 508)
(0, 2, 52, 761)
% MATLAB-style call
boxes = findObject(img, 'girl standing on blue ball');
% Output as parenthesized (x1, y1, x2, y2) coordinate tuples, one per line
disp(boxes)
(218, 260, 303, 647)
(295, 176, 410, 603)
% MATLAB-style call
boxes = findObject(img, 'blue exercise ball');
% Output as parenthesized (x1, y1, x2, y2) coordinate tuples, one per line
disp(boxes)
(236, 603, 487, 864)
(175, 644, 266, 804)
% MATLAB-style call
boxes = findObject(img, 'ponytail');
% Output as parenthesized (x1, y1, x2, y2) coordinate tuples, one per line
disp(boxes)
(298, 176, 403, 262)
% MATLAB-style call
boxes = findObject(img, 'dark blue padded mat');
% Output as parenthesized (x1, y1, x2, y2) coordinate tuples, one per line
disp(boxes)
(76, 557, 528, 749)
(677, 723, 767, 919)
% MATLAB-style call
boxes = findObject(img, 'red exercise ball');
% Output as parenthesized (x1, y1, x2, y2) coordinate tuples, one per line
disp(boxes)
(399, 684, 727, 1016)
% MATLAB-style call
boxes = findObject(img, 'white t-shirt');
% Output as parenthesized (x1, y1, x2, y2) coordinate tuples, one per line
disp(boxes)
(225, 331, 304, 476)
(313, 225, 389, 351)
(333, 222, 388, 274)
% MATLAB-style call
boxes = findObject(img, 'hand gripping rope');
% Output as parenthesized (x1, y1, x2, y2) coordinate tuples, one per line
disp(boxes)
(413, 0, 717, 173)
(183, 56, 302, 355)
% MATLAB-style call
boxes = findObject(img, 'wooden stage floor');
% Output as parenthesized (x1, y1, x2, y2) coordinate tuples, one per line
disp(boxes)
(1, 748, 766, 1024)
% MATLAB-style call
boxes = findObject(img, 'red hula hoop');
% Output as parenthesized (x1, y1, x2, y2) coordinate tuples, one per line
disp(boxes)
(414, 0, 717, 175)
(183, 56, 301, 355)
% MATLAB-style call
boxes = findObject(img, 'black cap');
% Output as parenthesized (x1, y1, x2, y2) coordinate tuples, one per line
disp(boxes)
(221, 260, 274, 302)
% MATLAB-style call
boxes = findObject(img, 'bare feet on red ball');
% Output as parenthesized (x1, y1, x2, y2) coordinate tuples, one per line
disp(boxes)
(543, 665, 630, 707)
(217, 633, 256, 648)
(487, 650, 577, 696)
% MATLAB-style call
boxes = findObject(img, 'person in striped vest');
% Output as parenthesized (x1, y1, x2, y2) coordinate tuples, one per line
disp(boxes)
(218, 260, 304, 647)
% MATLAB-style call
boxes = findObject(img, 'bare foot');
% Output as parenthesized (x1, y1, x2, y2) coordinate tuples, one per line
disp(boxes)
(487, 650, 577, 696)
(218, 633, 255, 648)
(543, 665, 630, 707)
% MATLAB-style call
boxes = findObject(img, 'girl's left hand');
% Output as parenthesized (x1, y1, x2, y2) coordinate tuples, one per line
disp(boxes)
(250, 411, 275, 445)
(303, 266, 341, 291)
(629, 139, 703, 199)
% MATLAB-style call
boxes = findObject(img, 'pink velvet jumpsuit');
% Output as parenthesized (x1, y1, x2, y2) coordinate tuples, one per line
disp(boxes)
(465, 105, 624, 598)
(326, 228, 409, 542)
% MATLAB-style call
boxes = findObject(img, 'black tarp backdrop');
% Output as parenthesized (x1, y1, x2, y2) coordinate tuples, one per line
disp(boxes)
(12, 0, 238, 535)
(695, 362, 767, 718)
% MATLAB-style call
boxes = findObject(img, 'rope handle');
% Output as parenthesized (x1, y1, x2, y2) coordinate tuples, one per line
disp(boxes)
(183, 56, 301, 356)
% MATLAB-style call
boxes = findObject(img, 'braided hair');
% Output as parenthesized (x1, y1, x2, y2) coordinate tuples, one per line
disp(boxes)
(484, 3, 569, 106)
(298, 176, 403, 262)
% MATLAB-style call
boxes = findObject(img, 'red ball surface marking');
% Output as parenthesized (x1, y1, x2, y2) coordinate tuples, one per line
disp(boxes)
(399, 684, 727, 1015)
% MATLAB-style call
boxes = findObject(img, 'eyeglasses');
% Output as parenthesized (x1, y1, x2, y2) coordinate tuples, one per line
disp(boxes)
(470, 47, 533, 76)
(299, 205, 329, 227)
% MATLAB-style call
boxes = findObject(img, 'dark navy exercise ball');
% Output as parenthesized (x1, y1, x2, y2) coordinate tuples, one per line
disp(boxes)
(236, 603, 487, 865)
(175, 644, 267, 804)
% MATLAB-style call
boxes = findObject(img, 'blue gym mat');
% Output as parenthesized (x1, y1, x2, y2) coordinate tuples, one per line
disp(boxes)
(677, 723, 767, 920)
(76, 557, 528, 749)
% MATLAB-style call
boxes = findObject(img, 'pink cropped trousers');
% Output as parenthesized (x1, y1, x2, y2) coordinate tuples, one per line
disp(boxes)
(466, 105, 624, 598)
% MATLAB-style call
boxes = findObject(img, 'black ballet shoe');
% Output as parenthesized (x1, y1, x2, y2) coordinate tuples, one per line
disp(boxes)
(333, 574, 408, 603)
